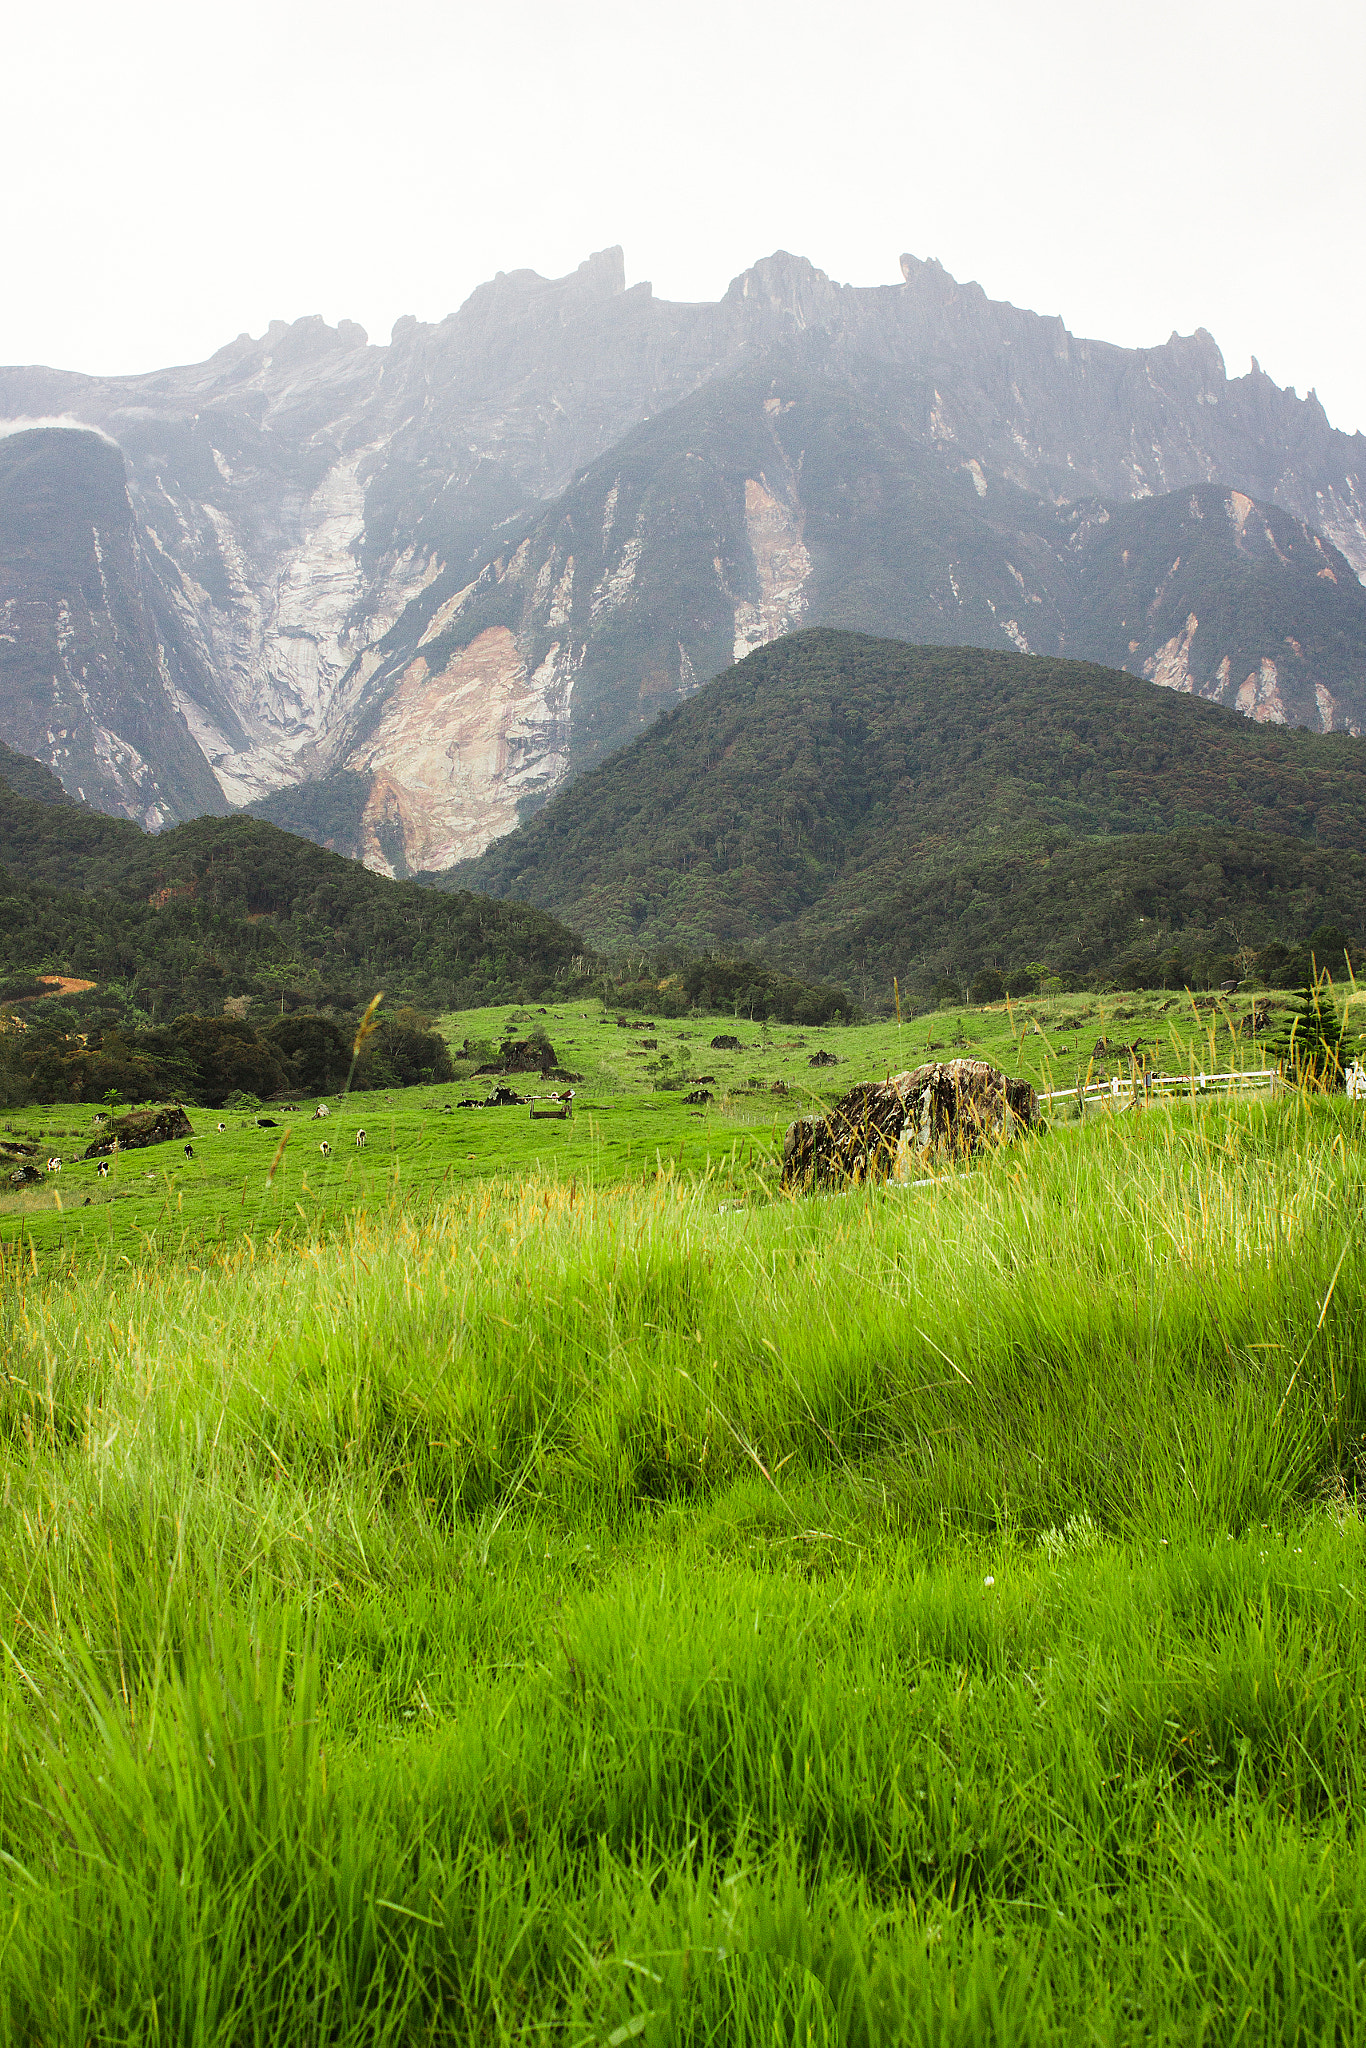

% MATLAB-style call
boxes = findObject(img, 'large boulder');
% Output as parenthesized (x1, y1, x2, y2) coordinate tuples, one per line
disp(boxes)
(83, 1105, 194, 1158)
(782, 1059, 1037, 1189)
(473, 1036, 557, 1076)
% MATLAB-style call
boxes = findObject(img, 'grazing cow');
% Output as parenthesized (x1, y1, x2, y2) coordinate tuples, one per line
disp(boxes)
(184, 1143, 195, 1159)
(313, 1104, 330, 1119)
(47, 1156, 61, 1173)
(319, 1140, 332, 1157)
(355, 1129, 366, 1148)
(217, 1121, 227, 1133)
(96, 1161, 110, 1177)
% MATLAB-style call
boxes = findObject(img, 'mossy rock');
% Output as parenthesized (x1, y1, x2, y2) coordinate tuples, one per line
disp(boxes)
(83, 1106, 194, 1158)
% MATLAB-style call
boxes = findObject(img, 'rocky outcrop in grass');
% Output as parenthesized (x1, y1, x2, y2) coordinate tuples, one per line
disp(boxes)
(782, 1058, 1037, 1188)
(83, 1106, 193, 1158)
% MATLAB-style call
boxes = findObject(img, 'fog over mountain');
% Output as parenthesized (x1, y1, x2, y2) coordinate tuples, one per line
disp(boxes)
(1, 246, 1363, 866)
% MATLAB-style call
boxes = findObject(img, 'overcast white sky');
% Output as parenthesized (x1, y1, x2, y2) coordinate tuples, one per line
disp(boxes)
(4, 0, 1362, 432)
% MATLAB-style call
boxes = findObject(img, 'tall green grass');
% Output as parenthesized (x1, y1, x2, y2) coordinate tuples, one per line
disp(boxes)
(1, 1094, 1364, 2042)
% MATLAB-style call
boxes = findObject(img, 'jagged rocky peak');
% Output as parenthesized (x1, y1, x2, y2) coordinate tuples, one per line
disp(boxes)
(727, 250, 844, 323)
(433, 245, 629, 339)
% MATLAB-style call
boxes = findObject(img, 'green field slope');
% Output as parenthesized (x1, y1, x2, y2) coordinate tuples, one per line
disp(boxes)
(443, 630, 1366, 1001)
(1, 1075, 1364, 2043)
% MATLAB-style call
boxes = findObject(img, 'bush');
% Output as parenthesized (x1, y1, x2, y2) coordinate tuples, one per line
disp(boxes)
(353, 1008, 454, 1089)
(264, 1014, 350, 1097)
(169, 1015, 288, 1108)
(679, 958, 854, 1026)
(970, 968, 1006, 1004)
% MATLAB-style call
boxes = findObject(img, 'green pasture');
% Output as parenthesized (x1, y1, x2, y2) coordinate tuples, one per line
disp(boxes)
(0, 986, 1290, 1271)
(2, 1075, 1365, 2041)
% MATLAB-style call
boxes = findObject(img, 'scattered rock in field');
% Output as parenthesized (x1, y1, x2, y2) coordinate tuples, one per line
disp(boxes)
(8, 1162, 42, 1186)
(84, 1106, 194, 1158)
(685, 1088, 714, 1105)
(475, 1036, 558, 1077)
(782, 1060, 1038, 1189)
(710, 1034, 743, 1051)
(807, 1049, 839, 1068)
(471, 1085, 532, 1108)
(770, 1080, 789, 1094)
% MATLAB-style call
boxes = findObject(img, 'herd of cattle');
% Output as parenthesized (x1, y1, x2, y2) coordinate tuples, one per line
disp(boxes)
(37, 1113, 374, 1176)
(23, 1079, 576, 1182)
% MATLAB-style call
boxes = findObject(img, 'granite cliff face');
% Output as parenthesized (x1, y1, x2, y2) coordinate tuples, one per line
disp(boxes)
(2, 248, 1364, 860)
(0, 427, 225, 825)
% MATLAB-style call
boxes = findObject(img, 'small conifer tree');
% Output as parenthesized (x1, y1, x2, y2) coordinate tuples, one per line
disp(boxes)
(1270, 969, 1345, 1089)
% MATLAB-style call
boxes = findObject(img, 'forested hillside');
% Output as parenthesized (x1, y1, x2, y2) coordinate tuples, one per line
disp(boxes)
(445, 632, 1366, 1004)
(0, 765, 586, 1026)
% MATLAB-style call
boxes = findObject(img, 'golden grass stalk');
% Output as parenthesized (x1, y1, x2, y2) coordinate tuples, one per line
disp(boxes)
(342, 992, 385, 1097)
(266, 1128, 291, 1185)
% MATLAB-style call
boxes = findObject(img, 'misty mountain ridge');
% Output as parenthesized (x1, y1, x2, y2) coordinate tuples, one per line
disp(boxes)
(1, 246, 1362, 869)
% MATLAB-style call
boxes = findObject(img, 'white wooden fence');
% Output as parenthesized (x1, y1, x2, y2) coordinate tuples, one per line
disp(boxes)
(1038, 1068, 1276, 1107)
(1042, 1057, 1366, 1108)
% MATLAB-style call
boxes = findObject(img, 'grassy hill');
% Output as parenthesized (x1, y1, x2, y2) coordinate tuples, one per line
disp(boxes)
(443, 630, 1366, 1003)
(2, 1067, 1364, 2040)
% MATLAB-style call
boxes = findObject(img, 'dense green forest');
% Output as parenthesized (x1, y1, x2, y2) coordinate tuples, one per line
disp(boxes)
(444, 632, 1366, 1005)
(0, 1003, 455, 1111)
(0, 749, 853, 1102)
(0, 767, 587, 1021)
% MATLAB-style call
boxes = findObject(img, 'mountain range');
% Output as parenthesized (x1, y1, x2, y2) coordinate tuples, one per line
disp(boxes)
(2, 248, 1364, 869)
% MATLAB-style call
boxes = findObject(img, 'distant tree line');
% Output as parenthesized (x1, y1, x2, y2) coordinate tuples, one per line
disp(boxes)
(589, 952, 855, 1024)
(0, 1005, 453, 1109)
(936, 924, 1360, 1009)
